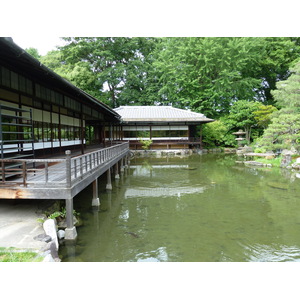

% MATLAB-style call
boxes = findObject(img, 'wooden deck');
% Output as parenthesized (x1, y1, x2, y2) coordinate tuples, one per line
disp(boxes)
(0, 142, 130, 200)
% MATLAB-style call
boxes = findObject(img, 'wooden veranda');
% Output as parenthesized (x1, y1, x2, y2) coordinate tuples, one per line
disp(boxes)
(0, 142, 130, 239)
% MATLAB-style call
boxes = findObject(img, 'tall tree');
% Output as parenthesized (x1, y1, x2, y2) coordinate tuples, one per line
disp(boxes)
(153, 37, 264, 118)
(58, 37, 159, 107)
(26, 47, 41, 60)
(248, 37, 300, 105)
(256, 60, 300, 151)
(225, 100, 261, 143)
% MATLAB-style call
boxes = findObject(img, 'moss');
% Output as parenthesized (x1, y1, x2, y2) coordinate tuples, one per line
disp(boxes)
(0, 247, 43, 262)
(254, 156, 282, 167)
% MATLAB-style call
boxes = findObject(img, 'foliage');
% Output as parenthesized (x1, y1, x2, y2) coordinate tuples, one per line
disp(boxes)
(26, 47, 41, 60)
(38, 37, 300, 114)
(54, 37, 160, 107)
(202, 120, 235, 148)
(224, 100, 261, 143)
(253, 104, 278, 129)
(47, 207, 80, 220)
(256, 109, 300, 151)
(153, 37, 263, 117)
(139, 138, 153, 150)
(257, 61, 300, 151)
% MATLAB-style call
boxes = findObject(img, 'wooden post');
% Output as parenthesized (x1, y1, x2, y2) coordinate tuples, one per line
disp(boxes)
(64, 197, 77, 240)
(106, 167, 112, 190)
(65, 150, 72, 188)
(92, 178, 100, 206)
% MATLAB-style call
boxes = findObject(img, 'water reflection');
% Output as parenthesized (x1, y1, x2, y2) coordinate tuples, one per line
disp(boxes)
(241, 243, 300, 262)
(135, 247, 169, 262)
(60, 154, 300, 262)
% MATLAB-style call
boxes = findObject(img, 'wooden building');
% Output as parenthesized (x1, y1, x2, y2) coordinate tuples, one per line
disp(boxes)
(114, 106, 214, 150)
(0, 37, 129, 240)
(0, 37, 121, 159)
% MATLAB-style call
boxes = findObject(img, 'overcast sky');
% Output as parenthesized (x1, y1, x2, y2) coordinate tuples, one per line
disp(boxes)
(12, 36, 66, 55)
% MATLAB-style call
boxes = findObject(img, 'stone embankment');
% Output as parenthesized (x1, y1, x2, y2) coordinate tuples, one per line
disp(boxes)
(131, 148, 231, 157)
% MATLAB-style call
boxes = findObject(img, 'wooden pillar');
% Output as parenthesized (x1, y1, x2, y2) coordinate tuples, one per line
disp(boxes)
(92, 178, 100, 206)
(106, 167, 112, 190)
(64, 197, 77, 240)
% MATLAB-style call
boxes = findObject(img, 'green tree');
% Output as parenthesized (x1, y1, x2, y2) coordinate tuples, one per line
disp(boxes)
(26, 47, 41, 60)
(251, 37, 300, 105)
(202, 120, 235, 148)
(256, 61, 300, 151)
(154, 37, 264, 118)
(225, 100, 261, 144)
(253, 104, 278, 129)
(57, 37, 160, 107)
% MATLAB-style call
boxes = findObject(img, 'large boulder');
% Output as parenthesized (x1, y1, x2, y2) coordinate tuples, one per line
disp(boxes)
(280, 154, 292, 168)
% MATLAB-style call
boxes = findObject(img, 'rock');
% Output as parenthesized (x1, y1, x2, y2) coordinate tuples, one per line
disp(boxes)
(43, 254, 55, 262)
(34, 233, 52, 243)
(267, 182, 289, 190)
(280, 154, 292, 168)
(296, 157, 300, 164)
(57, 230, 65, 239)
(43, 219, 59, 250)
(281, 149, 294, 155)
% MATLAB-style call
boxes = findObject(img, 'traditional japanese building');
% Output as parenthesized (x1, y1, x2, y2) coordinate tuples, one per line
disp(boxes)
(0, 38, 130, 240)
(0, 37, 121, 160)
(114, 106, 214, 150)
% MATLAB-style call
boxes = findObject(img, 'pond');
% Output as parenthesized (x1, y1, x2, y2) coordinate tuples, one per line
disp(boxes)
(59, 153, 300, 262)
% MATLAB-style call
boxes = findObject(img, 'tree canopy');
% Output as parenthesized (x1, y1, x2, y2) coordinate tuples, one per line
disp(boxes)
(256, 60, 300, 151)
(36, 37, 300, 150)
(40, 37, 300, 116)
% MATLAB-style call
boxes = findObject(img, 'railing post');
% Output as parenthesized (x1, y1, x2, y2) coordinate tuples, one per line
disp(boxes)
(80, 157, 83, 178)
(74, 160, 77, 179)
(22, 161, 27, 187)
(1, 161, 5, 183)
(45, 162, 49, 183)
(65, 150, 72, 187)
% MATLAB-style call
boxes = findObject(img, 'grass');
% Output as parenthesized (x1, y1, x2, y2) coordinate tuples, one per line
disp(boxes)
(0, 247, 43, 262)
(254, 156, 282, 167)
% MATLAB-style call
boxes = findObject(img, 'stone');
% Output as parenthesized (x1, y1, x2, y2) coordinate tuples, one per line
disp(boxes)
(65, 226, 77, 240)
(267, 182, 289, 190)
(57, 230, 65, 239)
(43, 254, 55, 262)
(296, 158, 300, 164)
(280, 154, 292, 168)
(34, 233, 52, 243)
(43, 219, 59, 250)
(281, 149, 294, 156)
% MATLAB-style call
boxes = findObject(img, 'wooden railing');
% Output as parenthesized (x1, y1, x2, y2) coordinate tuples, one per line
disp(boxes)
(0, 142, 129, 187)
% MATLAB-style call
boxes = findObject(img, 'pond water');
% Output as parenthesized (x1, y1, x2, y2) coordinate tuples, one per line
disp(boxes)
(59, 153, 300, 262)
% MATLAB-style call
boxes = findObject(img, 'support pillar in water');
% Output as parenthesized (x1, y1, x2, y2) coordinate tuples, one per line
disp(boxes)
(115, 161, 120, 179)
(124, 154, 129, 169)
(120, 157, 124, 173)
(92, 178, 100, 206)
(106, 167, 112, 190)
(65, 197, 77, 240)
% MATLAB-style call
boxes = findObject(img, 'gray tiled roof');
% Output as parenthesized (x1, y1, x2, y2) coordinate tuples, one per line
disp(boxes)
(114, 106, 214, 123)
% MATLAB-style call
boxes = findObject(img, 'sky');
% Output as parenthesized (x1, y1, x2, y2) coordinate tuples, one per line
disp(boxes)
(12, 36, 66, 55)
(4, 1, 299, 57)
